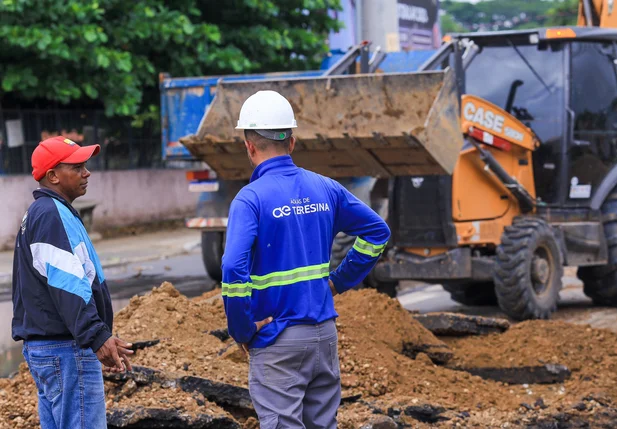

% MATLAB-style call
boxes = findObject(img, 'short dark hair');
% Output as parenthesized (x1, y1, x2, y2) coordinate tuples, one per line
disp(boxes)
(244, 129, 291, 153)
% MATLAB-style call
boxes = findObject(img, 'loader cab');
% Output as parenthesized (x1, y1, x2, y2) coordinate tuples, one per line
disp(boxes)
(380, 27, 617, 321)
(455, 28, 617, 209)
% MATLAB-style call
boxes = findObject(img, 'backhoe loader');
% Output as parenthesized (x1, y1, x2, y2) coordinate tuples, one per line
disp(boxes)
(180, 0, 617, 320)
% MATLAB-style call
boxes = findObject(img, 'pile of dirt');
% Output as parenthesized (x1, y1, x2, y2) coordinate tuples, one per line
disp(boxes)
(0, 364, 38, 429)
(445, 320, 617, 405)
(2, 282, 617, 428)
(333, 290, 519, 409)
(113, 282, 247, 385)
(106, 379, 228, 417)
(446, 320, 617, 371)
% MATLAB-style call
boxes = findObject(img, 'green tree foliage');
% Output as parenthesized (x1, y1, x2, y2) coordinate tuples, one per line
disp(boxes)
(440, 13, 467, 34)
(0, 0, 342, 117)
(441, 0, 578, 32)
(545, 0, 578, 26)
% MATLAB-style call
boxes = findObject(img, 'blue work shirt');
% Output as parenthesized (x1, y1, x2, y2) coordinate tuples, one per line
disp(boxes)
(221, 155, 390, 348)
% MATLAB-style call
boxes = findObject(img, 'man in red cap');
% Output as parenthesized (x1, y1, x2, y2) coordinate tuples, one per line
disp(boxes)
(12, 136, 134, 429)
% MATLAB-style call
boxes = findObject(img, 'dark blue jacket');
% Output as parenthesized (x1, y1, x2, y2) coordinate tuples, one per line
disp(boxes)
(222, 155, 390, 348)
(12, 188, 113, 352)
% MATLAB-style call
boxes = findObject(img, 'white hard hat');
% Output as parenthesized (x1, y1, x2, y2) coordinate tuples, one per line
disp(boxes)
(236, 90, 297, 130)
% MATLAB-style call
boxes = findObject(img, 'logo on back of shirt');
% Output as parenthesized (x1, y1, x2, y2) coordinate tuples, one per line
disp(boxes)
(272, 197, 330, 219)
(20, 211, 28, 234)
(272, 206, 292, 218)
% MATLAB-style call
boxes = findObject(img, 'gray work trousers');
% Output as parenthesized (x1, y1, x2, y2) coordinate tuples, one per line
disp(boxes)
(248, 319, 341, 429)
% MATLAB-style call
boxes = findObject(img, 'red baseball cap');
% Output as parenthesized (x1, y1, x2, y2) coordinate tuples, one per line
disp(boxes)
(31, 136, 100, 181)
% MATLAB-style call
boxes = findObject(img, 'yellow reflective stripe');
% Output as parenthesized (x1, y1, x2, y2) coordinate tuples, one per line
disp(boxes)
(250, 262, 330, 289)
(252, 272, 329, 290)
(224, 291, 252, 298)
(353, 238, 387, 257)
(355, 238, 387, 250)
(222, 282, 252, 298)
(250, 262, 330, 281)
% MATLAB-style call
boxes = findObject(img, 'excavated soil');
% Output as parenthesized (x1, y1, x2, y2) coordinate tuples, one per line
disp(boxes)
(106, 379, 229, 416)
(0, 365, 38, 429)
(445, 320, 617, 407)
(2, 283, 617, 428)
(334, 290, 519, 408)
(112, 283, 247, 385)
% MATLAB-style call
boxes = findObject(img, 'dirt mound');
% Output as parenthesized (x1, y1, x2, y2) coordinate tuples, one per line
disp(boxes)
(106, 379, 229, 417)
(333, 289, 519, 408)
(446, 320, 617, 370)
(0, 364, 38, 429)
(113, 282, 246, 384)
(446, 320, 617, 405)
(2, 283, 617, 428)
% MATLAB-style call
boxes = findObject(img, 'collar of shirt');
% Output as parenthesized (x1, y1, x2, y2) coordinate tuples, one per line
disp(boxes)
(33, 187, 81, 218)
(250, 155, 298, 183)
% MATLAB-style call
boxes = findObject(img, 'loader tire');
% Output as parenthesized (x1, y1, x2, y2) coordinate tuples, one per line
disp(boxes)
(442, 282, 497, 306)
(201, 231, 225, 283)
(329, 232, 398, 298)
(577, 191, 617, 306)
(577, 266, 617, 306)
(330, 233, 357, 271)
(493, 217, 563, 320)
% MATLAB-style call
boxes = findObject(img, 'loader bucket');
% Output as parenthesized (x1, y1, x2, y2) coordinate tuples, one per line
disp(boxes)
(180, 68, 463, 180)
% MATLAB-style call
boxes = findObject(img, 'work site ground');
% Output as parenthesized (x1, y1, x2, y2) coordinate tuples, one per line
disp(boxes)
(2, 229, 617, 428)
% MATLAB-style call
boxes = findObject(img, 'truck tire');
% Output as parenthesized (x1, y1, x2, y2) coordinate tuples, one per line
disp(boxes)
(577, 192, 617, 306)
(493, 217, 563, 320)
(329, 232, 399, 297)
(201, 231, 225, 283)
(442, 282, 497, 306)
(577, 265, 617, 306)
(330, 233, 356, 270)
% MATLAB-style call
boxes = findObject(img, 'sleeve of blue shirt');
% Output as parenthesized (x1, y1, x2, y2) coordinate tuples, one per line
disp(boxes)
(29, 209, 111, 351)
(329, 182, 391, 294)
(221, 195, 258, 344)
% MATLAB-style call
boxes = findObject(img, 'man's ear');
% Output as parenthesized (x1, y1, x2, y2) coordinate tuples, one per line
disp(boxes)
(288, 136, 296, 155)
(45, 168, 60, 185)
(245, 140, 257, 157)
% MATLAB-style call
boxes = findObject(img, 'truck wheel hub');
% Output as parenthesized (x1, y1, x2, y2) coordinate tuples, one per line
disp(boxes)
(532, 256, 550, 286)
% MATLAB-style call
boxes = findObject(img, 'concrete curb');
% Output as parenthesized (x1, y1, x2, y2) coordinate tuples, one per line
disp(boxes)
(0, 239, 201, 293)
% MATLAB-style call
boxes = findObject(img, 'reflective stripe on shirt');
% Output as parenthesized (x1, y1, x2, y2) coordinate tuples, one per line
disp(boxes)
(352, 238, 387, 257)
(222, 282, 252, 298)
(222, 262, 330, 297)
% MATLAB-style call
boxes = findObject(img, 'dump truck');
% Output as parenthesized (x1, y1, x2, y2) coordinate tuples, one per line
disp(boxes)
(173, 0, 617, 321)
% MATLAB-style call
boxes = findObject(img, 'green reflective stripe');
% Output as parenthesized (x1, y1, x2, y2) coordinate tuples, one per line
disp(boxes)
(222, 282, 252, 298)
(224, 291, 252, 297)
(250, 262, 330, 281)
(355, 238, 387, 251)
(353, 238, 387, 257)
(251, 263, 330, 289)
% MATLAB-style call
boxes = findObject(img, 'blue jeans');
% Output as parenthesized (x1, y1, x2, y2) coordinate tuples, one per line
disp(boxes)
(22, 340, 106, 429)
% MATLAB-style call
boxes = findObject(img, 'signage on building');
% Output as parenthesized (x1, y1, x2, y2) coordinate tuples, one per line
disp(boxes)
(397, 0, 441, 50)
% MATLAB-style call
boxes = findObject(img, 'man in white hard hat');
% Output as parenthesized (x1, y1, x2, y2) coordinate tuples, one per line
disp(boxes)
(221, 90, 390, 428)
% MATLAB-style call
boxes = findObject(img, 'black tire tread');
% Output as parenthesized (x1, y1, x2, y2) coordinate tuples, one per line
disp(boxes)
(493, 216, 563, 320)
(577, 193, 617, 306)
(201, 231, 224, 283)
(329, 232, 398, 297)
(442, 282, 497, 306)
